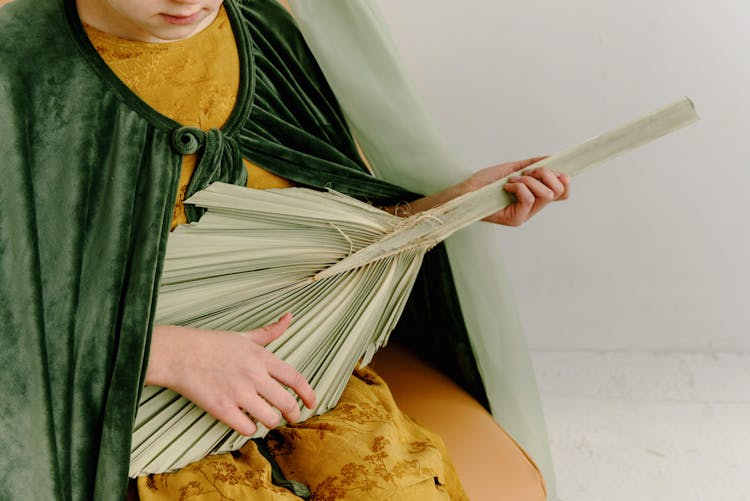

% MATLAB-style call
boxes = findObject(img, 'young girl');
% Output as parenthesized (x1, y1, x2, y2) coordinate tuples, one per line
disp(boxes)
(0, 0, 568, 499)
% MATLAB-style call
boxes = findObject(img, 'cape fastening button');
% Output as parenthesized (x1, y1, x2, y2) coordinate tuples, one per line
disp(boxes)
(171, 126, 204, 155)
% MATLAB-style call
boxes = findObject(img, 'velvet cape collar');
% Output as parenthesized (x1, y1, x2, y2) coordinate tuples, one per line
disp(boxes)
(0, 0, 486, 498)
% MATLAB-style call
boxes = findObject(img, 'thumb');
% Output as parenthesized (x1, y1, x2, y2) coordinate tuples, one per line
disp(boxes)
(513, 156, 548, 174)
(248, 312, 293, 346)
(488, 156, 547, 181)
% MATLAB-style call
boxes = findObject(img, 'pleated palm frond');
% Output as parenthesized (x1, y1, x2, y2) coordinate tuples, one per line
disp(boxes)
(130, 98, 699, 476)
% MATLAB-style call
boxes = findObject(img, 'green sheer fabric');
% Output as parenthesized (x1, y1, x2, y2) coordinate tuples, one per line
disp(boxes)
(287, 1, 558, 498)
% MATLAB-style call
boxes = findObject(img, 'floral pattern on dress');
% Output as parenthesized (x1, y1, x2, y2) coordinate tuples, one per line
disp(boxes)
(137, 368, 467, 501)
(142, 445, 296, 501)
(311, 436, 444, 501)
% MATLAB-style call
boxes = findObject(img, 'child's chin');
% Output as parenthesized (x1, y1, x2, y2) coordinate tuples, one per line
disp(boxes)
(145, 24, 205, 43)
(145, 11, 216, 42)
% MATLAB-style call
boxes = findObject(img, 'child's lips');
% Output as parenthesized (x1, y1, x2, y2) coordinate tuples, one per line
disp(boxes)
(160, 11, 202, 25)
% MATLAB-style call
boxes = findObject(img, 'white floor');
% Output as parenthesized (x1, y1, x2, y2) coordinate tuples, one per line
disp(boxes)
(532, 351, 750, 501)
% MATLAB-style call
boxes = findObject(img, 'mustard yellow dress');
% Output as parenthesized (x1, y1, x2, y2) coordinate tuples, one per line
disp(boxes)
(85, 8, 468, 501)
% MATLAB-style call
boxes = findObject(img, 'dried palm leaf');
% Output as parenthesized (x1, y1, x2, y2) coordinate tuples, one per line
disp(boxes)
(130, 97, 699, 476)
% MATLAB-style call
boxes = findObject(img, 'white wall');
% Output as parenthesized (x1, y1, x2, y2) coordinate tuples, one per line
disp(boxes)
(376, 0, 750, 351)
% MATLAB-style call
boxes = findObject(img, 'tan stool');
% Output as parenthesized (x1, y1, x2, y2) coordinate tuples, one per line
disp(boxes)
(372, 344, 547, 501)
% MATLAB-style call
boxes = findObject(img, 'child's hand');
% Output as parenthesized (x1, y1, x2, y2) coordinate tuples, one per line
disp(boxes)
(147, 313, 316, 436)
(462, 157, 571, 226)
(386, 156, 570, 226)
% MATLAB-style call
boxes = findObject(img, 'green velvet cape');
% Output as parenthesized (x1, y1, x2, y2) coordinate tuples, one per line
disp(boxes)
(0, 0, 487, 499)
